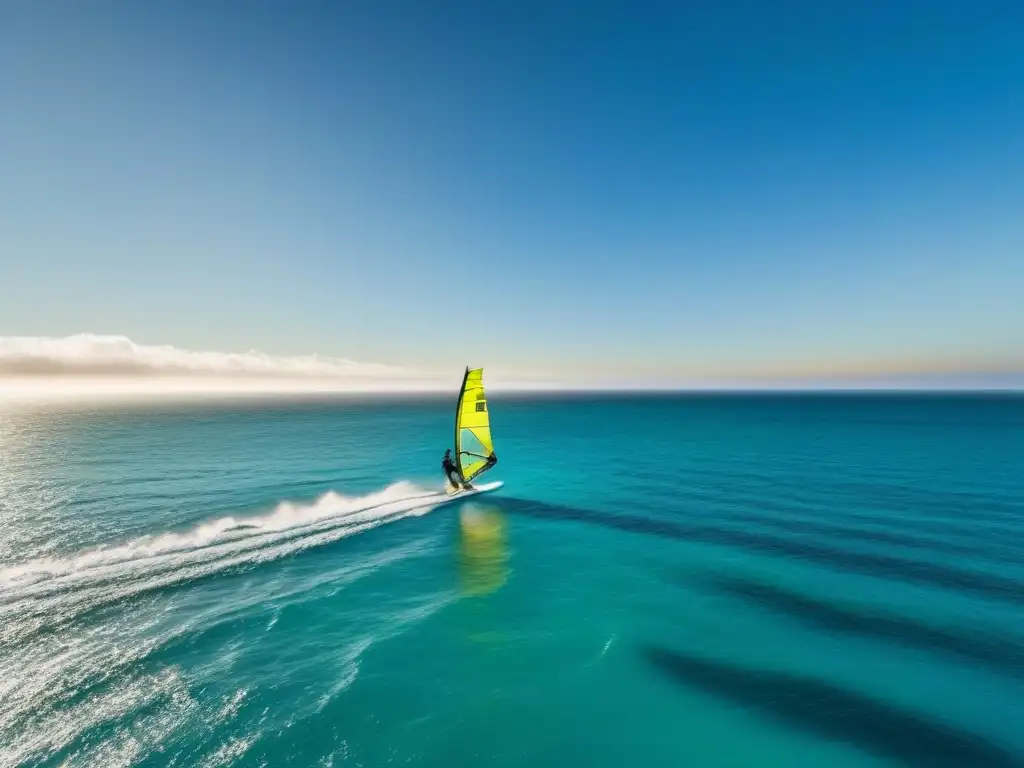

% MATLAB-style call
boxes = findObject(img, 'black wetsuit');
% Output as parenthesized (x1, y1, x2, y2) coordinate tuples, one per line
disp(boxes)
(442, 454, 462, 487)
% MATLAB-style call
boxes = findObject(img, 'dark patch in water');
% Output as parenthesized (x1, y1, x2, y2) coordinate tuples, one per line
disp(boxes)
(701, 506, 1023, 567)
(696, 574, 1024, 679)
(500, 497, 1024, 607)
(622, 470, 1024, 557)
(642, 645, 1022, 768)
(833, 479, 1024, 525)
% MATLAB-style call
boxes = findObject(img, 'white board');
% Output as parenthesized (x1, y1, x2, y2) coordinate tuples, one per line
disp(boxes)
(441, 480, 504, 503)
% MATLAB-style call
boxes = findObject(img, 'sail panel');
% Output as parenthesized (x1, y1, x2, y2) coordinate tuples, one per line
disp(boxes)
(455, 367, 495, 482)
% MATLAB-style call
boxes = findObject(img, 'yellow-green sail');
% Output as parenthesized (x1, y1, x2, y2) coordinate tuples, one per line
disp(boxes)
(454, 367, 497, 483)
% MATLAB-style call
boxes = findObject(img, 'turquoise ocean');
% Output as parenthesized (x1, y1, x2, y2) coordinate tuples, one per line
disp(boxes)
(1, 393, 1023, 767)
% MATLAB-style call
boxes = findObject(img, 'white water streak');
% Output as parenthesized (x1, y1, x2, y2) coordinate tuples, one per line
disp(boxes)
(0, 481, 450, 768)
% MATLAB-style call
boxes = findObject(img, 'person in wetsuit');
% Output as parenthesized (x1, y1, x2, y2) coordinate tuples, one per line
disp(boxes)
(442, 449, 465, 489)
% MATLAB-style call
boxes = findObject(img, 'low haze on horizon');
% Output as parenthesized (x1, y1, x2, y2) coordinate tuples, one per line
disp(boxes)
(0, 334, 1020, 400)
(2, 1, 1023, 391)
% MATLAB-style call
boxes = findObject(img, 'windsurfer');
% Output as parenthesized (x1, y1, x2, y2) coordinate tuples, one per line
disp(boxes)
(442, 449, 465, 490)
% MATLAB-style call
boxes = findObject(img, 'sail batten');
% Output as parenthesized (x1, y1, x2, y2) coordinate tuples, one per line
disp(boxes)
(454, 367, 496, 483)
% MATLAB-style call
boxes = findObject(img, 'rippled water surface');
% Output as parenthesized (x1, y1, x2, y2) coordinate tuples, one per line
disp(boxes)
(1, 394, 1022, 767)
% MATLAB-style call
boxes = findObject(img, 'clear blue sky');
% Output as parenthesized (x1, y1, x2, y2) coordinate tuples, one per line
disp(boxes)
(2, 1, 1022, 383)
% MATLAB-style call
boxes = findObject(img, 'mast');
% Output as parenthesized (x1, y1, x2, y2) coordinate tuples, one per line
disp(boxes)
(454, 366, 470, 478)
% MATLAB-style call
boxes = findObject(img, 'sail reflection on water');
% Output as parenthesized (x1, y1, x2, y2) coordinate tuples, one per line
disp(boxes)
(457, 502, 509, 597)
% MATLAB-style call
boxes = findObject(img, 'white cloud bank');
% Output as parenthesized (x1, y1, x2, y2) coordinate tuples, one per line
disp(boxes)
(0, 334, 457, 401)
(0, 334, 1019, 403)
(0, 334, 421, 380)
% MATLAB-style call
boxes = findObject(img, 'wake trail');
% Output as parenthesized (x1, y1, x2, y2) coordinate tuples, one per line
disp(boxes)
(0, 481, 448, 633)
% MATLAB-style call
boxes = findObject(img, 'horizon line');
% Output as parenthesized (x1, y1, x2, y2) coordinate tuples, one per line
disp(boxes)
(1, 382, 1021, 409)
